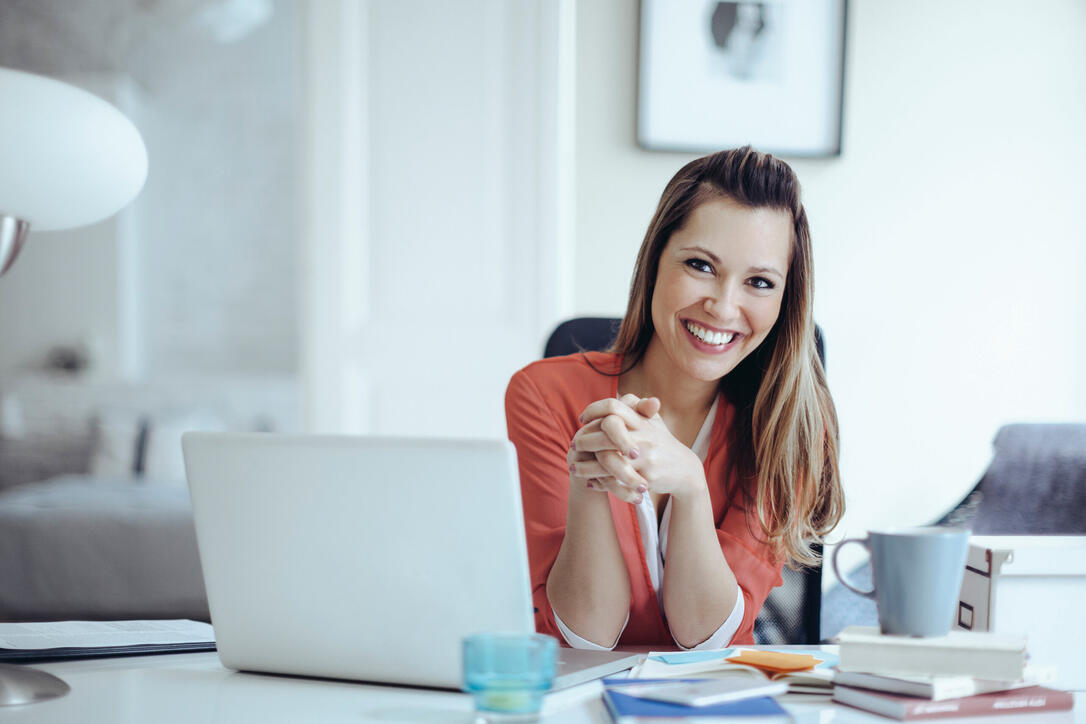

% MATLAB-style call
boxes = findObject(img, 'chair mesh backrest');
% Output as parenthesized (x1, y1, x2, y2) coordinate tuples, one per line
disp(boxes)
(543, 317, 825, 644)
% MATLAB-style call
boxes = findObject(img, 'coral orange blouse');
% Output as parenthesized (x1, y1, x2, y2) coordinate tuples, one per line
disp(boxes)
(504, 351, 783, 646)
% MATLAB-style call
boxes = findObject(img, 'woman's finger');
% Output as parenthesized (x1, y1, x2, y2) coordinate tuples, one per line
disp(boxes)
(567, 439, 645, 505)
(569, 419, 603, 450)
(594, 450, 649, 491)
(591, 475, 643, 504)
(599, 414, 638, 457)
(570, 457, 642, 488)
(578, 398, 644, 428)
(634, 396, 661, 419)
(573, 427, 628, 453)
(567, 446, 591, 466)
(568, 446, 617, 480)
(583, 475, 614, 491)
(569, 458, 643, 504)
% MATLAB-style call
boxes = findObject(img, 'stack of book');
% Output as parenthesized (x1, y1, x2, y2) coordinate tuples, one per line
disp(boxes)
(832, 626, 1072, 720)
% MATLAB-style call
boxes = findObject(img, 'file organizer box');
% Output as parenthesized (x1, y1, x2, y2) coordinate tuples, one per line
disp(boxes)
(957, 535, 1086, 690)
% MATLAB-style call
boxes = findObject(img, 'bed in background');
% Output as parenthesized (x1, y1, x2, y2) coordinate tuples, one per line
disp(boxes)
(0, 372, 300, 622)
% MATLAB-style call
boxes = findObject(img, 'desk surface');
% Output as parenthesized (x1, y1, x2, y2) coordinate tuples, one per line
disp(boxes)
(5, 647, 1083, 723)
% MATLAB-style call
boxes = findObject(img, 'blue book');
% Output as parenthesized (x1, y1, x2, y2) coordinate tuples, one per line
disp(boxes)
(602, 678, 793, 722)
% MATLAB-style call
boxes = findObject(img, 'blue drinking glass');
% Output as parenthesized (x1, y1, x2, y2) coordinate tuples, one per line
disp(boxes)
(462, 633, 558, 720)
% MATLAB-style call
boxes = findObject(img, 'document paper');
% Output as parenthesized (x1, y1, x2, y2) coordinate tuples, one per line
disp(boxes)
(0, 619, 214, 651)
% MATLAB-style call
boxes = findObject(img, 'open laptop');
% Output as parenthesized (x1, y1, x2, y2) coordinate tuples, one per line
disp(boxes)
(181, 432, 640, 689)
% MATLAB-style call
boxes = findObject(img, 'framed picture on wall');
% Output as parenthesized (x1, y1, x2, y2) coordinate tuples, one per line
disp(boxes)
(638, 0, 848, 157)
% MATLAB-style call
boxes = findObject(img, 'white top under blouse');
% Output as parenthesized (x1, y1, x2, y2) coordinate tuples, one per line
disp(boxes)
(553, 395, 745, 650)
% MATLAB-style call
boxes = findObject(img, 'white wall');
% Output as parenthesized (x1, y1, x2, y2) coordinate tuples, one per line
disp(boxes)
(300, 0, 575, 436)
(134, 3, 300, 377)
(0, 2, 300, 382)
(574, 0, 1086, 556)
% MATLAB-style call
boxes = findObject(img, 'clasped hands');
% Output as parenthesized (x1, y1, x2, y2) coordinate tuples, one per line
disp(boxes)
(567, 394, 704, 505)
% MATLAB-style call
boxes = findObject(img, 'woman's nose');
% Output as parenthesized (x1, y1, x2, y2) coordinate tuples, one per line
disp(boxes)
(703, 283, 740, 321)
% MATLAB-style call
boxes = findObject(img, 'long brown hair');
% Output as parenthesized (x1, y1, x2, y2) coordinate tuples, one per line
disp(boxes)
(610, 146, 842, 567)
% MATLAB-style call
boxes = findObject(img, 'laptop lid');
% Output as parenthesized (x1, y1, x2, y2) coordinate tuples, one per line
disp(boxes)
(182, 432, 535, 689)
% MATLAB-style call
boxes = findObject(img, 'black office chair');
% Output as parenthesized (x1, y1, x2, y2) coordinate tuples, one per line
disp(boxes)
(543, 317, 826, 644)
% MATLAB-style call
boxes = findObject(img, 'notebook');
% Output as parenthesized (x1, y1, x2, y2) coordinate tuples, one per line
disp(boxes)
(181, 432, 640, 689)
(602, 678, 792, 722)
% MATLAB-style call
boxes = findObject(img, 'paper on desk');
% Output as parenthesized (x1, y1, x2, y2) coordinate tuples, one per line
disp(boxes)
(632, 648, 837, 680)
(0, 619, 215, 651)
(726, 650, 823, 673)
(653, 648, 737, 665)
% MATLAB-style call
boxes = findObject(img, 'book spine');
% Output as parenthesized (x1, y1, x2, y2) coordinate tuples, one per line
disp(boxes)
(903, 689, 1074, 720)
(839, 645, 1023, 681)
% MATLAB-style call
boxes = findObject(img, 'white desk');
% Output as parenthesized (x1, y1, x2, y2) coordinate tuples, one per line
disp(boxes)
(5, 649, 1083, 723)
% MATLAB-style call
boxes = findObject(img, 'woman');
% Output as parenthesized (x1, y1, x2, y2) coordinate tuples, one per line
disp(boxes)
(505, 147, 842, 650)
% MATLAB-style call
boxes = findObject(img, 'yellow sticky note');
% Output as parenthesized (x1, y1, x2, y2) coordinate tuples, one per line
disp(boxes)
(724, 650, 822, 674)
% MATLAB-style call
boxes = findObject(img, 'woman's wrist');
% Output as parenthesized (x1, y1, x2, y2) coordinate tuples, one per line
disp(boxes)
(668, 453, 712, 503)
(668, 463, 710, 504)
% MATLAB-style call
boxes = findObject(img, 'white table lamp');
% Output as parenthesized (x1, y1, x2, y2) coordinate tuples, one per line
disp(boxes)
(0, 66, 148, 275)
(0, 66, 147, 706)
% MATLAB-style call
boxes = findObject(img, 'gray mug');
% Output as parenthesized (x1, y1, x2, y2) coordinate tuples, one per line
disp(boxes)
(832, 527, 971, 637)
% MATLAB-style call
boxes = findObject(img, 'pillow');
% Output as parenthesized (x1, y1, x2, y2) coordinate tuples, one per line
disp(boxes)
(0, 426, 97, 491)
(142, 411, 228, 484)
(88, 411, 147, 477)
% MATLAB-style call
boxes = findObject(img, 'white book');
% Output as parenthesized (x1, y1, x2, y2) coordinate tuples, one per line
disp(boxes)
(834, 665, 1057, 701)
(837, 626, 1027, 682)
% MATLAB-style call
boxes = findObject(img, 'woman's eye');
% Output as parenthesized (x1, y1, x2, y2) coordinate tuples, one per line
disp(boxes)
(684, 258, 713, 274)
(748, 276, 776, 290)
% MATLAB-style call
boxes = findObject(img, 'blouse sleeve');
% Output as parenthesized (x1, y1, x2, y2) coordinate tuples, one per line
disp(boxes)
(674, 587, 745, 650)
(715, 526, 784, 645)
(504, 368, 576, 640)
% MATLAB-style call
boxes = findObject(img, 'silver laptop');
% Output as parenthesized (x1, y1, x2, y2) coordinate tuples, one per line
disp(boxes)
(181, 432, 640, 689)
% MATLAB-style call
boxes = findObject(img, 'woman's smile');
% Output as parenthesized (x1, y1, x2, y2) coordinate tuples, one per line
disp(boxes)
(682, 318, 740, 354)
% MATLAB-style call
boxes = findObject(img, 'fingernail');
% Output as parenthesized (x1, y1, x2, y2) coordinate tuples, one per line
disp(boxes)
(636, 484, 647, 494)
(586, 481, 595, 489)
(569, 463, 576, 472)
(628, 448, 639, 460)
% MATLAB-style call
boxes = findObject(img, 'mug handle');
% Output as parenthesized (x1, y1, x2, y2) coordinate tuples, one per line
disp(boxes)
(831, 537, 876, 599)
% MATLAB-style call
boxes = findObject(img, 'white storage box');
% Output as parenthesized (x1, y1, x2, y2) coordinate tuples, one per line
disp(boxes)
(957, 535, 1086, 691)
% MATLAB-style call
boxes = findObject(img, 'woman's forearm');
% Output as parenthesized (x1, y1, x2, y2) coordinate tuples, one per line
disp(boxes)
(546, 484, 631, 647)
(661, 486, 739, 648)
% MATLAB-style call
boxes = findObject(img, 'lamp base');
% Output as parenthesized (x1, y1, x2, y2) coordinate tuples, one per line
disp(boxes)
(0, 215, 30, 276)
(0, 663, 70, 706)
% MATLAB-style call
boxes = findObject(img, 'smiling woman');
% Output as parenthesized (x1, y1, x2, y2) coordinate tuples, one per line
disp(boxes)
(505, 146, 842, 652)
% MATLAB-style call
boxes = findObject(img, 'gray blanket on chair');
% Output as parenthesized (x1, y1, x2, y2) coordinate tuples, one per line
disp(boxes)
(970, 423, 1086, 534)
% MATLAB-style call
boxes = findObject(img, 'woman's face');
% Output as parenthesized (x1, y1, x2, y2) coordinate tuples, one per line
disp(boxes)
(648, 196, 792, 384)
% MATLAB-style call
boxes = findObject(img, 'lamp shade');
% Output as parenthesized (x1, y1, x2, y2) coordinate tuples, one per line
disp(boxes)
(0, 67, 148, 231)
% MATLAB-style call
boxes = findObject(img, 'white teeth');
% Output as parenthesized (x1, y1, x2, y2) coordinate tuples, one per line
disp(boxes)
(685, 321, 735, 346)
